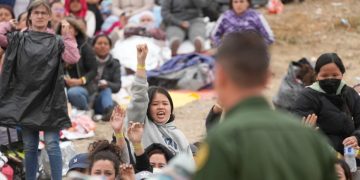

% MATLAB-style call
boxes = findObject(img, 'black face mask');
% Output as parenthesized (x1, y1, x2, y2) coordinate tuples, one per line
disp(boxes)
(319, 79, 341, 94)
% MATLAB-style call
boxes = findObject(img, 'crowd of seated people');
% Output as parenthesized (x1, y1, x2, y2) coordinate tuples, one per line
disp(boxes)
(0, 0, 359, 180)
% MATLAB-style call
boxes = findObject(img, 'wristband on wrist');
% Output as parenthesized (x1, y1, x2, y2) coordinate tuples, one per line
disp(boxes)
(133, 143, 142, 150)
(81, 76, 87, 85)
(114, 132, 124, 139)
(137, 64, 146, 70)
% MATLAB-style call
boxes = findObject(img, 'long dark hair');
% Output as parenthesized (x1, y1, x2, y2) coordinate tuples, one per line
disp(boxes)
(336, 159, 352, 180)
(88, 140, 121, 177)
(147, 86, 175, 123)
(55, 16, 87, 40)
(314, 53, 345, 75)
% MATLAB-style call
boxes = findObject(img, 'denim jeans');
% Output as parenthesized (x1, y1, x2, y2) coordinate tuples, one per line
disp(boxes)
(94, 87, 114, 115)
(22, 128, 62, 180)
(67, 86, 89, 110)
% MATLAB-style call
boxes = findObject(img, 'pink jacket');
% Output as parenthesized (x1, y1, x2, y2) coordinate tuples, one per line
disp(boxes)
(0, 22, 80, 64)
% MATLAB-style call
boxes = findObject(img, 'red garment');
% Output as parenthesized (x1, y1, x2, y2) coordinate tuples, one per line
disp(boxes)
(64, 0, 88, 18)
(102, 21, 122, 35)
(1, 164, 14, 180)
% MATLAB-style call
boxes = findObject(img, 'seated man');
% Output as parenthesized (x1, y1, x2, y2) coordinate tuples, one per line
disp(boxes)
(161, 0, 207, 56)
(112, 0, 155, 25)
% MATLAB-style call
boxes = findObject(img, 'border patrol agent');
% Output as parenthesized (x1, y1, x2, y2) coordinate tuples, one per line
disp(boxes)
(194, 31, 337, 180)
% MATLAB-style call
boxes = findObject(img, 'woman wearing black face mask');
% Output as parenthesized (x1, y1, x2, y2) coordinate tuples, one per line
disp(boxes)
(293, 53, 360, 154)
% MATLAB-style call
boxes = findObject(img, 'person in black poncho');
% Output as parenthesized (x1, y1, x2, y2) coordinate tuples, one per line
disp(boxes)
(0, 0, 80, 179)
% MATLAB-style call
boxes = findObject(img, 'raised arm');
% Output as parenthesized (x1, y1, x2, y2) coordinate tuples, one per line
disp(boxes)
(0, 21, 16, 48)
(127, 121, 152, 172)
(126, 44, 149, 124)
(110, 105, 130, 164)
(60, 20, 80, 64)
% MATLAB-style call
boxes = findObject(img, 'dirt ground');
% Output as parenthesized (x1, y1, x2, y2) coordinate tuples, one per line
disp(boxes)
(73, 0, 360, 152)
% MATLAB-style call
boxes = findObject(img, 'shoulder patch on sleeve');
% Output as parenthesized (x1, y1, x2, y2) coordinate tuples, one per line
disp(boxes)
(195, 142, 209, 171)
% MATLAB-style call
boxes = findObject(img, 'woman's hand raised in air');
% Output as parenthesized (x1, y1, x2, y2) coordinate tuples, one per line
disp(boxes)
(136, 44, 148, 78)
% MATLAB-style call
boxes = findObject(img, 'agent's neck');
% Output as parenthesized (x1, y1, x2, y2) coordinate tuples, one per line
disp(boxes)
(222, 86, 264, 112)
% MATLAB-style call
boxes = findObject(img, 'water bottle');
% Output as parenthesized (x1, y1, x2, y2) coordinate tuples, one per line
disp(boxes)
(344, 146, 357, 172)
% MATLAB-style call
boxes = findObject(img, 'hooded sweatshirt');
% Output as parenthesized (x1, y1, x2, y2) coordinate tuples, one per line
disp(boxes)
(126, 76, 193, 158)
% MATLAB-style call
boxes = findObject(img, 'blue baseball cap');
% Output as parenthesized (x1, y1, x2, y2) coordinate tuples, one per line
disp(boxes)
(68, 153, 90, 172)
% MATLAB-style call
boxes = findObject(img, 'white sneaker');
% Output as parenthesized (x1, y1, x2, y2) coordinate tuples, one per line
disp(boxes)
(92, 115, 103, 122)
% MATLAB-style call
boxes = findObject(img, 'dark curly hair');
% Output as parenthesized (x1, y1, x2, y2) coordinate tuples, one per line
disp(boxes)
(88, 140, 121, 177)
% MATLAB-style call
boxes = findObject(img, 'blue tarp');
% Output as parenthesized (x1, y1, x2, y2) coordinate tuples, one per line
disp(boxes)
(147, 53, 215, 78)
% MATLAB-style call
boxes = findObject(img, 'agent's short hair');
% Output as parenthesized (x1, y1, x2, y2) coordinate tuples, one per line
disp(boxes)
(88, 140, 121, 177)
(216, 31, 270, 88)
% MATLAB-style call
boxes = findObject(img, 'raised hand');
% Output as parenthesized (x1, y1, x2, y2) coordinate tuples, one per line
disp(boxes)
(127, 121, 144, 144)
(136, 44, 148, 65)
(302, 113, 317, 128)
(110, 105, 126, 133)
(9, 19, 18, 30)
(119, 164, 135, 180)
(61, 20, 73, 37)
(343, 136, 358, 148)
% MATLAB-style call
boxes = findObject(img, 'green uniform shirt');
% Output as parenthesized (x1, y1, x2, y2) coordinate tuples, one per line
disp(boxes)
(194, 96, 337, 180)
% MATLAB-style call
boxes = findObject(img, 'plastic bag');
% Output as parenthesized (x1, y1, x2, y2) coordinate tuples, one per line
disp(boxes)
(0, 31, 70, 130)
(39, 141, 77, 177)
(267, 0, 284, 14)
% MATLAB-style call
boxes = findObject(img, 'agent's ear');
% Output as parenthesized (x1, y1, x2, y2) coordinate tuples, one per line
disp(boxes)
(214, 62, 227, 93)
(263, 69, 272, 89)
